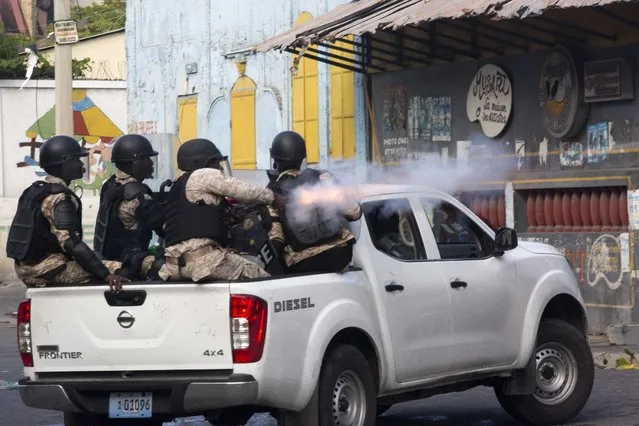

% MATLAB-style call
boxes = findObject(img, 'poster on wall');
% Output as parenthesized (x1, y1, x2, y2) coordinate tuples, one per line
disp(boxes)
(431, 97, 452, 142)
(466, 64, 512, 138)
(586, 122, 609, 163)
(515, 139, 525, 170)
(382, 85, 408, 161)
(559, 141, 585, 167)
(407, 96, 431, 141)
(628, 190, 639, 230)
(407, 96, 452, 143)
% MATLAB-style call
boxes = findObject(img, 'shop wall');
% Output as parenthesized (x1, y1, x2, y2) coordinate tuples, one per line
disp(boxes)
(370, 43, 639, 333)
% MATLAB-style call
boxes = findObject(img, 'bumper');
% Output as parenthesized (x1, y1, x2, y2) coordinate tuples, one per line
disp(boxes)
(18, 373, 258, 414)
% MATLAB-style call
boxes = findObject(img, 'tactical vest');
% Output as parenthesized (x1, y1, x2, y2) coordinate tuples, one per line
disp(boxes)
(6, 181, 82, 262)
(93, 175, 154, 260)
(275, 169, 342, 252)
(164, 171, 229, 247)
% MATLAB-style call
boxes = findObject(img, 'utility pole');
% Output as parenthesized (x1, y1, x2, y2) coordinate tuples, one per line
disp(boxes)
(54, 0, 74, 136)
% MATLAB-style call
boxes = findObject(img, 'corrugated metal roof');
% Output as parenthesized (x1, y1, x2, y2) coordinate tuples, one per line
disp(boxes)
(255, 0, 633, 52)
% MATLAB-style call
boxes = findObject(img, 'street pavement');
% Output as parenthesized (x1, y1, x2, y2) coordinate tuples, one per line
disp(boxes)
(2, 281, 639, 425)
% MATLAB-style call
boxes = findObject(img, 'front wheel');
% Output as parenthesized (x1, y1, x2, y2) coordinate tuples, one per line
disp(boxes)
(495, 319, 594, 425)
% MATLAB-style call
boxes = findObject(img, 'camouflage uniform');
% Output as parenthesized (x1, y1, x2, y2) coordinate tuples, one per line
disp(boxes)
(14, 175, 121, 288)
(267, 169, 362, 269)
(159, 168, 274, 282)
(113, 170, 156, 277)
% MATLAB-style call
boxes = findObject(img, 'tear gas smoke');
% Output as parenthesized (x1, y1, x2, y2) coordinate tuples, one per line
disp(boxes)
(285, 138, 516, 227)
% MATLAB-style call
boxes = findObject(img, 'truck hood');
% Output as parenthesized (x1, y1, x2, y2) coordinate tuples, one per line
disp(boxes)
(518, 241, 563, 256)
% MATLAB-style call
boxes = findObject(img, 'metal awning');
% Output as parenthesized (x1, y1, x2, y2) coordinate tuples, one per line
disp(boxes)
(255, 0, 632, 54)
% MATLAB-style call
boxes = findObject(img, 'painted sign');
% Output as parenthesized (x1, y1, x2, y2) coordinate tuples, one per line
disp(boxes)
(539, 45, 589, 138)
(521, 232, 631, 309)
(54, 20, 79, 45)
(467, 64, 512, 138)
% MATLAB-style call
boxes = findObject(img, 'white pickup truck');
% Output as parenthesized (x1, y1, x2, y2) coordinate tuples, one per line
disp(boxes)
(16, 184, 594, 426)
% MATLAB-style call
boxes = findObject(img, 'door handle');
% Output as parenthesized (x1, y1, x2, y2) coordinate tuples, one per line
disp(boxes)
(450, 280, 468, 289)
(385, 282, 405, 292)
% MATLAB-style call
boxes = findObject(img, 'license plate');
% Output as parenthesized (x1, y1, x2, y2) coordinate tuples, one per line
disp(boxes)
(108, 392, 152, 418)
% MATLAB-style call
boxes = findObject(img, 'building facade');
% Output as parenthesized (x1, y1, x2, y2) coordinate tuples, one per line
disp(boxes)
(256, 0, 639, 333)
(125, 0, 368, 185)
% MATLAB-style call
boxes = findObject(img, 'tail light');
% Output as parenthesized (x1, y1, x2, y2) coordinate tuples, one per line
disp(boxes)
(17, 299, 33, 367)
(230, 295, 267, 364)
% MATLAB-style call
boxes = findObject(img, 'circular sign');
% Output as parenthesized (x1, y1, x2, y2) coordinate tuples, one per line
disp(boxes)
(466, 64, 513, 138)
(539, 45, 589, 138)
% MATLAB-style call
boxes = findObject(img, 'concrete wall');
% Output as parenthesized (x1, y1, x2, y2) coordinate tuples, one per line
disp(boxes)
(40, 30, 126, 81)
(370, 43, 639, 332)
(125, 0, 368, 183)
(0, 80, 127, 280)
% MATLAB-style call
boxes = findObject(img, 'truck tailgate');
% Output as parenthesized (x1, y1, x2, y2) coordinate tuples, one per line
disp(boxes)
(28, 284, 233, 372)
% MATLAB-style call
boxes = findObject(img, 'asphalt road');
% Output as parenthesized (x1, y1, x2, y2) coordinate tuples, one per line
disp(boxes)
(2, 283, 639, 426)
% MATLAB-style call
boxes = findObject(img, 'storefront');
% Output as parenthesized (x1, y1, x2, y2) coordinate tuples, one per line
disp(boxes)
(256, 0, 639, 333)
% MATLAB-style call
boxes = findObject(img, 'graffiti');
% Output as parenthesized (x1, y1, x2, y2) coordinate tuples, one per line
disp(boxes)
(129, 120, 158, 135)
(587, 234, 624, 290)
(521, 232, 631, 307)
(18, 88, 124, 195)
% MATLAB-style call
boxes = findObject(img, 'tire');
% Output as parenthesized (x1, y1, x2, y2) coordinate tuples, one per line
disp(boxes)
(318, 344, 377, 426)
(64, 413, 164, 426)
(495, 319, 594, 426)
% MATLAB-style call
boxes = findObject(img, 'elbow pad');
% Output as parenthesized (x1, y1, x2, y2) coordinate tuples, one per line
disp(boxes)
(63, 233, 110, 280)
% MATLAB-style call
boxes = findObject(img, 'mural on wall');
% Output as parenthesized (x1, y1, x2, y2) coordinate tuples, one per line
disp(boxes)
(382, 85, 408, 161)
(539, 45, 589, 139)
(521, 232, 632, 308)
(466, 64, 512, 138)
(17, 88, 124, 195)
(587, 122, 610, 164)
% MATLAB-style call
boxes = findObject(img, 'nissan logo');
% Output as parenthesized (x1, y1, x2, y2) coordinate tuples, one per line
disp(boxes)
(117, 311, 135, 329)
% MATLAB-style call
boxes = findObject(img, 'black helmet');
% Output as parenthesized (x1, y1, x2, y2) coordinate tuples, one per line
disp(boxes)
(39, 135, 88, 181)
(111, 134, 158, 180)
(178, 138, 226, 172)
(270, 131, 306, 163)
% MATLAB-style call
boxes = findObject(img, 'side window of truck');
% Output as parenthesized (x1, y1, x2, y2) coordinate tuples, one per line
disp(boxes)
(421, 198, 494, 260)
(363, 198, 426, 261)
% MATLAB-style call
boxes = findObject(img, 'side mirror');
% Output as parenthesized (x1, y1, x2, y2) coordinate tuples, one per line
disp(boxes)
(494, 227, 518, 256)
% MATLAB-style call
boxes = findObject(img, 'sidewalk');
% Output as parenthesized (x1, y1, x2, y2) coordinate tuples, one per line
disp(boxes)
(589, 334, 639, 370)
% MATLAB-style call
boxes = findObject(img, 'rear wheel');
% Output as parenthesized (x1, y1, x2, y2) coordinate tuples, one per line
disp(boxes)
(495, 319, 594, 425)
(280, 344, 376, 426)
(63, 413, 165, 426)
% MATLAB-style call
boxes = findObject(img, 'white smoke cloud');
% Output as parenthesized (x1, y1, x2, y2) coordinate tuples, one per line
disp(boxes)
(285, 137, 516, 227)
